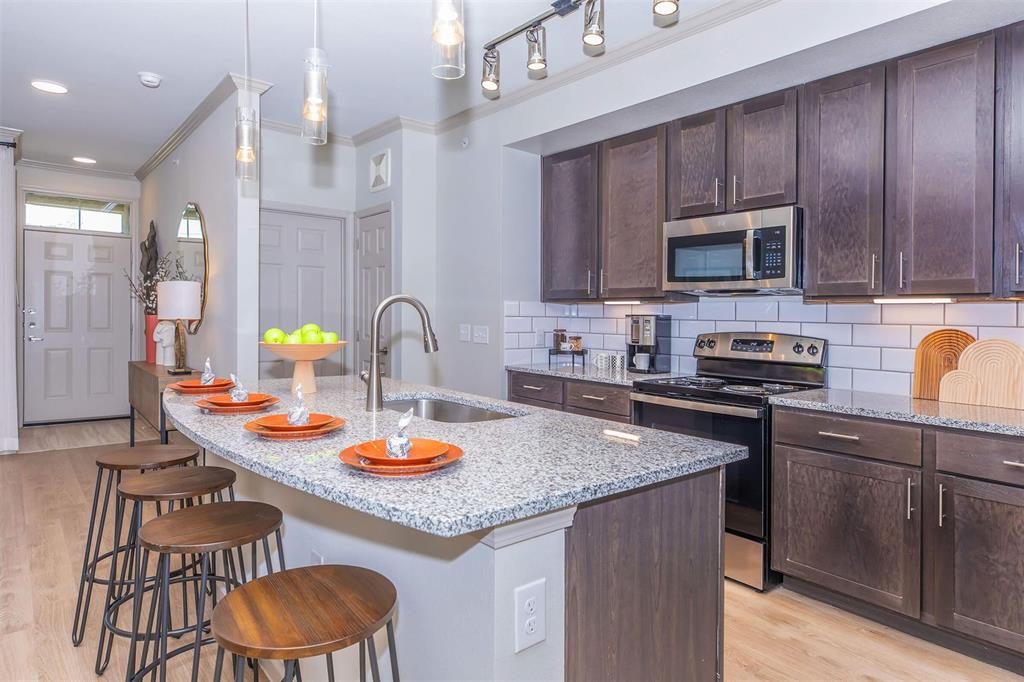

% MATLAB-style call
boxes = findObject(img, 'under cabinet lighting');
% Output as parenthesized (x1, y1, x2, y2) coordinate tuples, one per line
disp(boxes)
(604, 300, 643, 305)
(873, 298, 955, 305)
(72, 157, 97, 164)
(31, 80, 68, 94)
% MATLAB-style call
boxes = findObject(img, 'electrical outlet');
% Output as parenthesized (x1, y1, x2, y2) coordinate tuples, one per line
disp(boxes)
(472, 325, 490, 344)
(310, 549, 324, 566)
(513, 579, 546, 653)
(458, 323, 472, 342)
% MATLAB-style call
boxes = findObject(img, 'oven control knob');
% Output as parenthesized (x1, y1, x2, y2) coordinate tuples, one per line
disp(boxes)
(808, 344, 819, 356)
(706, 339, 717, 349)
(792, 343, 804, 354)
(697, 339, 707, 349)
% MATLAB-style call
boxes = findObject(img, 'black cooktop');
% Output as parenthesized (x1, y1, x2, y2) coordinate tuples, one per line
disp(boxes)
(633, 374, 812, 406)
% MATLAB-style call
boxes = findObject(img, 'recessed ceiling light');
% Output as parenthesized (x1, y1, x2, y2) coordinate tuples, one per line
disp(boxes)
(31, 80, 68, 94)
(72, 157, 97, 164)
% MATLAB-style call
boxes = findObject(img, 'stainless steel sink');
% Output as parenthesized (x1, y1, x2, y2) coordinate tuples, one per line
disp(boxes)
(383, 398, 516, 423)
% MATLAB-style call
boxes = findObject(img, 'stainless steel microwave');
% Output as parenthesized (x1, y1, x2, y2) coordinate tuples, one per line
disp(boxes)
(662, 206, 802, 296)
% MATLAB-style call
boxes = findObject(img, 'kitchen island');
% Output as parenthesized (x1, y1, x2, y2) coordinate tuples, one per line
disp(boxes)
(164, 375, 745, 681)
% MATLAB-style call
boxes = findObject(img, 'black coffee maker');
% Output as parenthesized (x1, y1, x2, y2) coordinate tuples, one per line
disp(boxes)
(626, 314, 671, 374)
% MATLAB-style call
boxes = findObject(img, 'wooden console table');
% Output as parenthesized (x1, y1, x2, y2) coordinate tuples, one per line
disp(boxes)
(128, 361, 199, 445)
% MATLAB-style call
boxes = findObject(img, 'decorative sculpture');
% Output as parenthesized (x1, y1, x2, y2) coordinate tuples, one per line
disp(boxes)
(153, 321, 176, 366)
(140, 221, 159, 283)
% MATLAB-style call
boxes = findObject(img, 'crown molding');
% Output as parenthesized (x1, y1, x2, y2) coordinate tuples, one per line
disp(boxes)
(261, 118, 354, 146)
(0, 127, 22, 162)
(479, 506, 577, 549)
(351, 116, 438, 147)
(17, 157, 137, 180)
(436, 0, 781, 134)
(229, 73, 275, 96)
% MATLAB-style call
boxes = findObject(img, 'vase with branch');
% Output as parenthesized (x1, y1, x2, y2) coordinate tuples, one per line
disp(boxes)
(125, 252, 194, 363)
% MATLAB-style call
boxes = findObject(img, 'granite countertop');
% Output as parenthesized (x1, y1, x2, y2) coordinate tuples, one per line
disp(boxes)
(771, 389, 1024, 438)
(505, 363, 682, 387)
(164, 375, 746, 537)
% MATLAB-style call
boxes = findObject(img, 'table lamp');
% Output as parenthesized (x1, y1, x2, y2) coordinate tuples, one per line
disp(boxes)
(157, 280, 201, 375)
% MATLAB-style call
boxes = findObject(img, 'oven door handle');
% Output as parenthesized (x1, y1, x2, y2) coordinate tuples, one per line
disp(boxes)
(630, 392, 764, 419)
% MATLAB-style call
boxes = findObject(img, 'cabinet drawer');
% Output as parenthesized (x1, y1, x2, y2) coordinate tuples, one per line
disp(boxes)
(565, 405, 630, 424)
(565, 381, 631, 417)
(935, 431, 1024, 487)
(774, 410, 921, 466)
(508, 372, 564, 405)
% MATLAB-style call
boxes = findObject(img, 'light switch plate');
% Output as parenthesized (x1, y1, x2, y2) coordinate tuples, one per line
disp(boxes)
(458, 323, 472, 342)
(472, 325, 489, 344)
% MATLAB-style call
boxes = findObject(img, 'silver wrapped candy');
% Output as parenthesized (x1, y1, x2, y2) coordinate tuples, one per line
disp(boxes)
(386, 408, 415, 459)
(228, 374, 249, 402)
(287, 384, 310, 426)
(200, 358, 216, 386)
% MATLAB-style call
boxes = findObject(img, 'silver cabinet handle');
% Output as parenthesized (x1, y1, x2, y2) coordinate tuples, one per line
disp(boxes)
(906, 478, 914, 520)
(898, 251, 906, 289)
(27, 336, 43, 342)
(581, 394, 606, 402)
(938, 483, 945, 527)
(586, 268, 593, 296)
(817, 431, 860, 442)
(713, 177, 721, 207)
(599, 269, 607, 296)
(870, 253, 878, 291)
(1003, 460, 1024, 468)
(521, 385, 545, 391)
(732, 175, 740, 206)
(1016, 244, 1022, 286)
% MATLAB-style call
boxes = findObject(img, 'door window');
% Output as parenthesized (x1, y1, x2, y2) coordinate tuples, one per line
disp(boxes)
(24, 192, 129, 235)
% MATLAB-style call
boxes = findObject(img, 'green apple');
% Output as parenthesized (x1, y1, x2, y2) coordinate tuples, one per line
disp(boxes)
(284, 333, 302, 344)
(263, 327, 286, 344)
(291, 329, 302, 337)
(300, 323, 321, 335)
(321, 331, 339, 344)
(301, 329, 323, 344)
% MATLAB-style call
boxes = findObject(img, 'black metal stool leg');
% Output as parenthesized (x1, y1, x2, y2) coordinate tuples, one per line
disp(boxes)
(156, 553, 172, 682)
(325, 653, 335, 682)
(126, 543, 149, 682)
(214, 647, 225, 682)
(95, 489, 128, 673)
(359, 641, 366, 682)
(234, 653, 246, 682)
(386, 620, 400, 682)
(72, 467, 110, 645)
(283, 660, 296, 682)
(189, 553, 211, 682)
(367, 636, 382, 682)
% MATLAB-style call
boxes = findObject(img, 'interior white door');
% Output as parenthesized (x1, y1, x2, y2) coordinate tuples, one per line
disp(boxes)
(22, 230, 131, 423)
(259, 210, 344, 379)
(355, 209, 392, 375)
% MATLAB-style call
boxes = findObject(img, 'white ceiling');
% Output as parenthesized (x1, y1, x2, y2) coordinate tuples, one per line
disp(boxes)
(0, 0, 721, 175)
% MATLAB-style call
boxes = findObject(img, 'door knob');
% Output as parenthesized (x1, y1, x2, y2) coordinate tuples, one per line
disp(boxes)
(27, 336, 43, 342)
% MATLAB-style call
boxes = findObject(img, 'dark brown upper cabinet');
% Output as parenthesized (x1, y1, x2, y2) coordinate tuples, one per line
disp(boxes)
(599, 126, 666, 299)
(800, 65, 886, 297)
(666, 109, 726, 219)
(884, 34, 996, 296)
(543, 144, 600, 300)
(997, 23, 1024, 297)
(727, 89, 798, 210)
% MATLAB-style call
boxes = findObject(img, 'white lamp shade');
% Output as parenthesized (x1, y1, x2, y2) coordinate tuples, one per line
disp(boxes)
(157, 280, 202, 320)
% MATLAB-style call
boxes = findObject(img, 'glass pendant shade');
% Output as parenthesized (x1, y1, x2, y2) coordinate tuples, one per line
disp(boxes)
(653, 0, 679, 16)
(432, 0, 465, 79)
(481, 49, 500, 93)
(583, 0, 605, 46)
(526, 26, 546, 72)
(302, 47, 329, 145)
(235, 106, 258, 181)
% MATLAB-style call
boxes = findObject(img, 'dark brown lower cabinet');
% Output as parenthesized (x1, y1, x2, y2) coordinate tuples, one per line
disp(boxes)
(506, 371, 632, 423)
(934, 474, 1024, 654)
(772, 445, 922, 617)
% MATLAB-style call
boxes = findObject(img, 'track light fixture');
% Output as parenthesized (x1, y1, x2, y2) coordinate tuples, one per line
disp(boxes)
(481, 49, 500, 93)
(526, 26, 547, 72)
(653, 0, 679, 16)
(582, 0, 604, 47)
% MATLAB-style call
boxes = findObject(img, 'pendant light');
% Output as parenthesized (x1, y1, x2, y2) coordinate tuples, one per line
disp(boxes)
(526, 26, 547, 72)
(235, 0, 257, 181)
(431, 0, 465, 79)
(301, 0, 328, 144)
(653, 0, 679, 16)
(582, 0, 605, 47)
(481, 49, 500, 94)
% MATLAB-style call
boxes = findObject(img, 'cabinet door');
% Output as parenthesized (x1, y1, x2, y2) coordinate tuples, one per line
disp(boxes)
(997, 24, 1024, 296)
(772, 445, 922, 616)
(543, 145, 599, 300)
(727, 89, 798, 210)
(934, 474, 1024, 653)
(801, 66, 886, 297)
(599, 126, 665, 299)
(885, 34, 995, 295)
(666, 109, 726, 219)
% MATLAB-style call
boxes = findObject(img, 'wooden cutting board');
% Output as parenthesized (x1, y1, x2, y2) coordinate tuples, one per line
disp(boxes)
(913, 329, 976, 400)
(938, 339, 1024, 410)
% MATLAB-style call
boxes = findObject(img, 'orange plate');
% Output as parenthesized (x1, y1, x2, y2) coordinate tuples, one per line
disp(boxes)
(204, 392, 275, 407)
(354, 438, 449, 466)
(244, 417, 346, 441)
(195, 396, 280, 414)
(177, 378, 232, 389)
(169, 381, 236, 395)
(251, 412, 335, 432)
(339, 444, 463, 477)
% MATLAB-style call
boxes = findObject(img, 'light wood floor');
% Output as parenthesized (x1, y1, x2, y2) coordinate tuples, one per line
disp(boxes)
(17, 418, 159, 454)
(1, 429, 1021, 681)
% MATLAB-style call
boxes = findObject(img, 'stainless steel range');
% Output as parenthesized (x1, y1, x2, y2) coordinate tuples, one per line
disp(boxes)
(630, 331, 827, 590)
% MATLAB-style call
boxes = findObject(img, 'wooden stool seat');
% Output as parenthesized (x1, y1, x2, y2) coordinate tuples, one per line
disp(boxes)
(95, 444, 199, 471)
(212, 565, 397, 660)
(139, 501, 282, 554)
(118, 466, 236, 502)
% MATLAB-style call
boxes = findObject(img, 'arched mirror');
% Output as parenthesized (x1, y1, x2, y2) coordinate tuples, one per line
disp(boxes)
(176, 202, 208, 333)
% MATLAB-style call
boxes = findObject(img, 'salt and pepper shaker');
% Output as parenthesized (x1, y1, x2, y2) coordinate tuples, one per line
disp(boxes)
(386, 408, 415, 459)
(228, 374, 249, 402)
(200, 357, 216, 385)
(287, 384, 310, 426)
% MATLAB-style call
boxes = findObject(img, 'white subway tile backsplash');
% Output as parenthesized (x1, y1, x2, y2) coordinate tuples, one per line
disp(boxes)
(576, 303, 605, 318)
(852, 324, 910, 348)
(631, 303, 665, 315)
(545, 303, 573, 317)
(716, 321, 756, 332)
(603, 304, 633, 319)
(826, 304, 881, 324)
(678, 320, 717, 337)
(978, 326, 1024, 344)
(557, 317, 590, 333)
(504, 301, 519, 316)
(581, 333, 604, 349)
(505, 349, 532, 366)
(944, 302, 1017, 326)
(756, 321, 802, 335)
(828, 346, 881, 370)
(662, 302, 698, 319)
(519, 301, 546, 317)
(827, 367, 853, 390)
(801, 323, 852, 345)
(910, 325, 978, 346)
(533, 317, 557, 333)
(603, 335, 626, 351)
(881, 348, 916, 372)
(531, 348, 549, 363)
(504, 317, 532, 333)
(518, 332, 540, 348)
(678, 356, 697, 374)
(852, 369, 911, 395)
(780, 299, 826, 322)
(736, 299, 779, 321)
(589, 318, 617, 334)
(504, 333, 519, 349)
(671, 337, 696, 356)
(880, 303, 944, 325)
(697, 300, 736, 320)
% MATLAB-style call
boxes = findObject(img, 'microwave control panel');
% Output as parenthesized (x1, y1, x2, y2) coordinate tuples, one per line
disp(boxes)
(759, 226, 787, 278)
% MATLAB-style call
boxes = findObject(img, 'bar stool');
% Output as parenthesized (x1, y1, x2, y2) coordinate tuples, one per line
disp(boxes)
(210, 565, 400, 682)
(95, 465, 237, 675)
(71, 444, 199, 647)
(129, 501, 286, 682)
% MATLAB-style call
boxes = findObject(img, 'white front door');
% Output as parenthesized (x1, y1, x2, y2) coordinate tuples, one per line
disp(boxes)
(355, 209, 392, 376)
(22, 230, 131, 423)
(258, 209, 344, 379)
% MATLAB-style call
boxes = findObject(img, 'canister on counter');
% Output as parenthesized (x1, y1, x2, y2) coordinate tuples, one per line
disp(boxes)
(552, 328, 567, 350)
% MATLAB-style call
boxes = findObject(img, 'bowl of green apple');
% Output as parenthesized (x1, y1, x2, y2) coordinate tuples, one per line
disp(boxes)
(260, 323, 345, 394)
